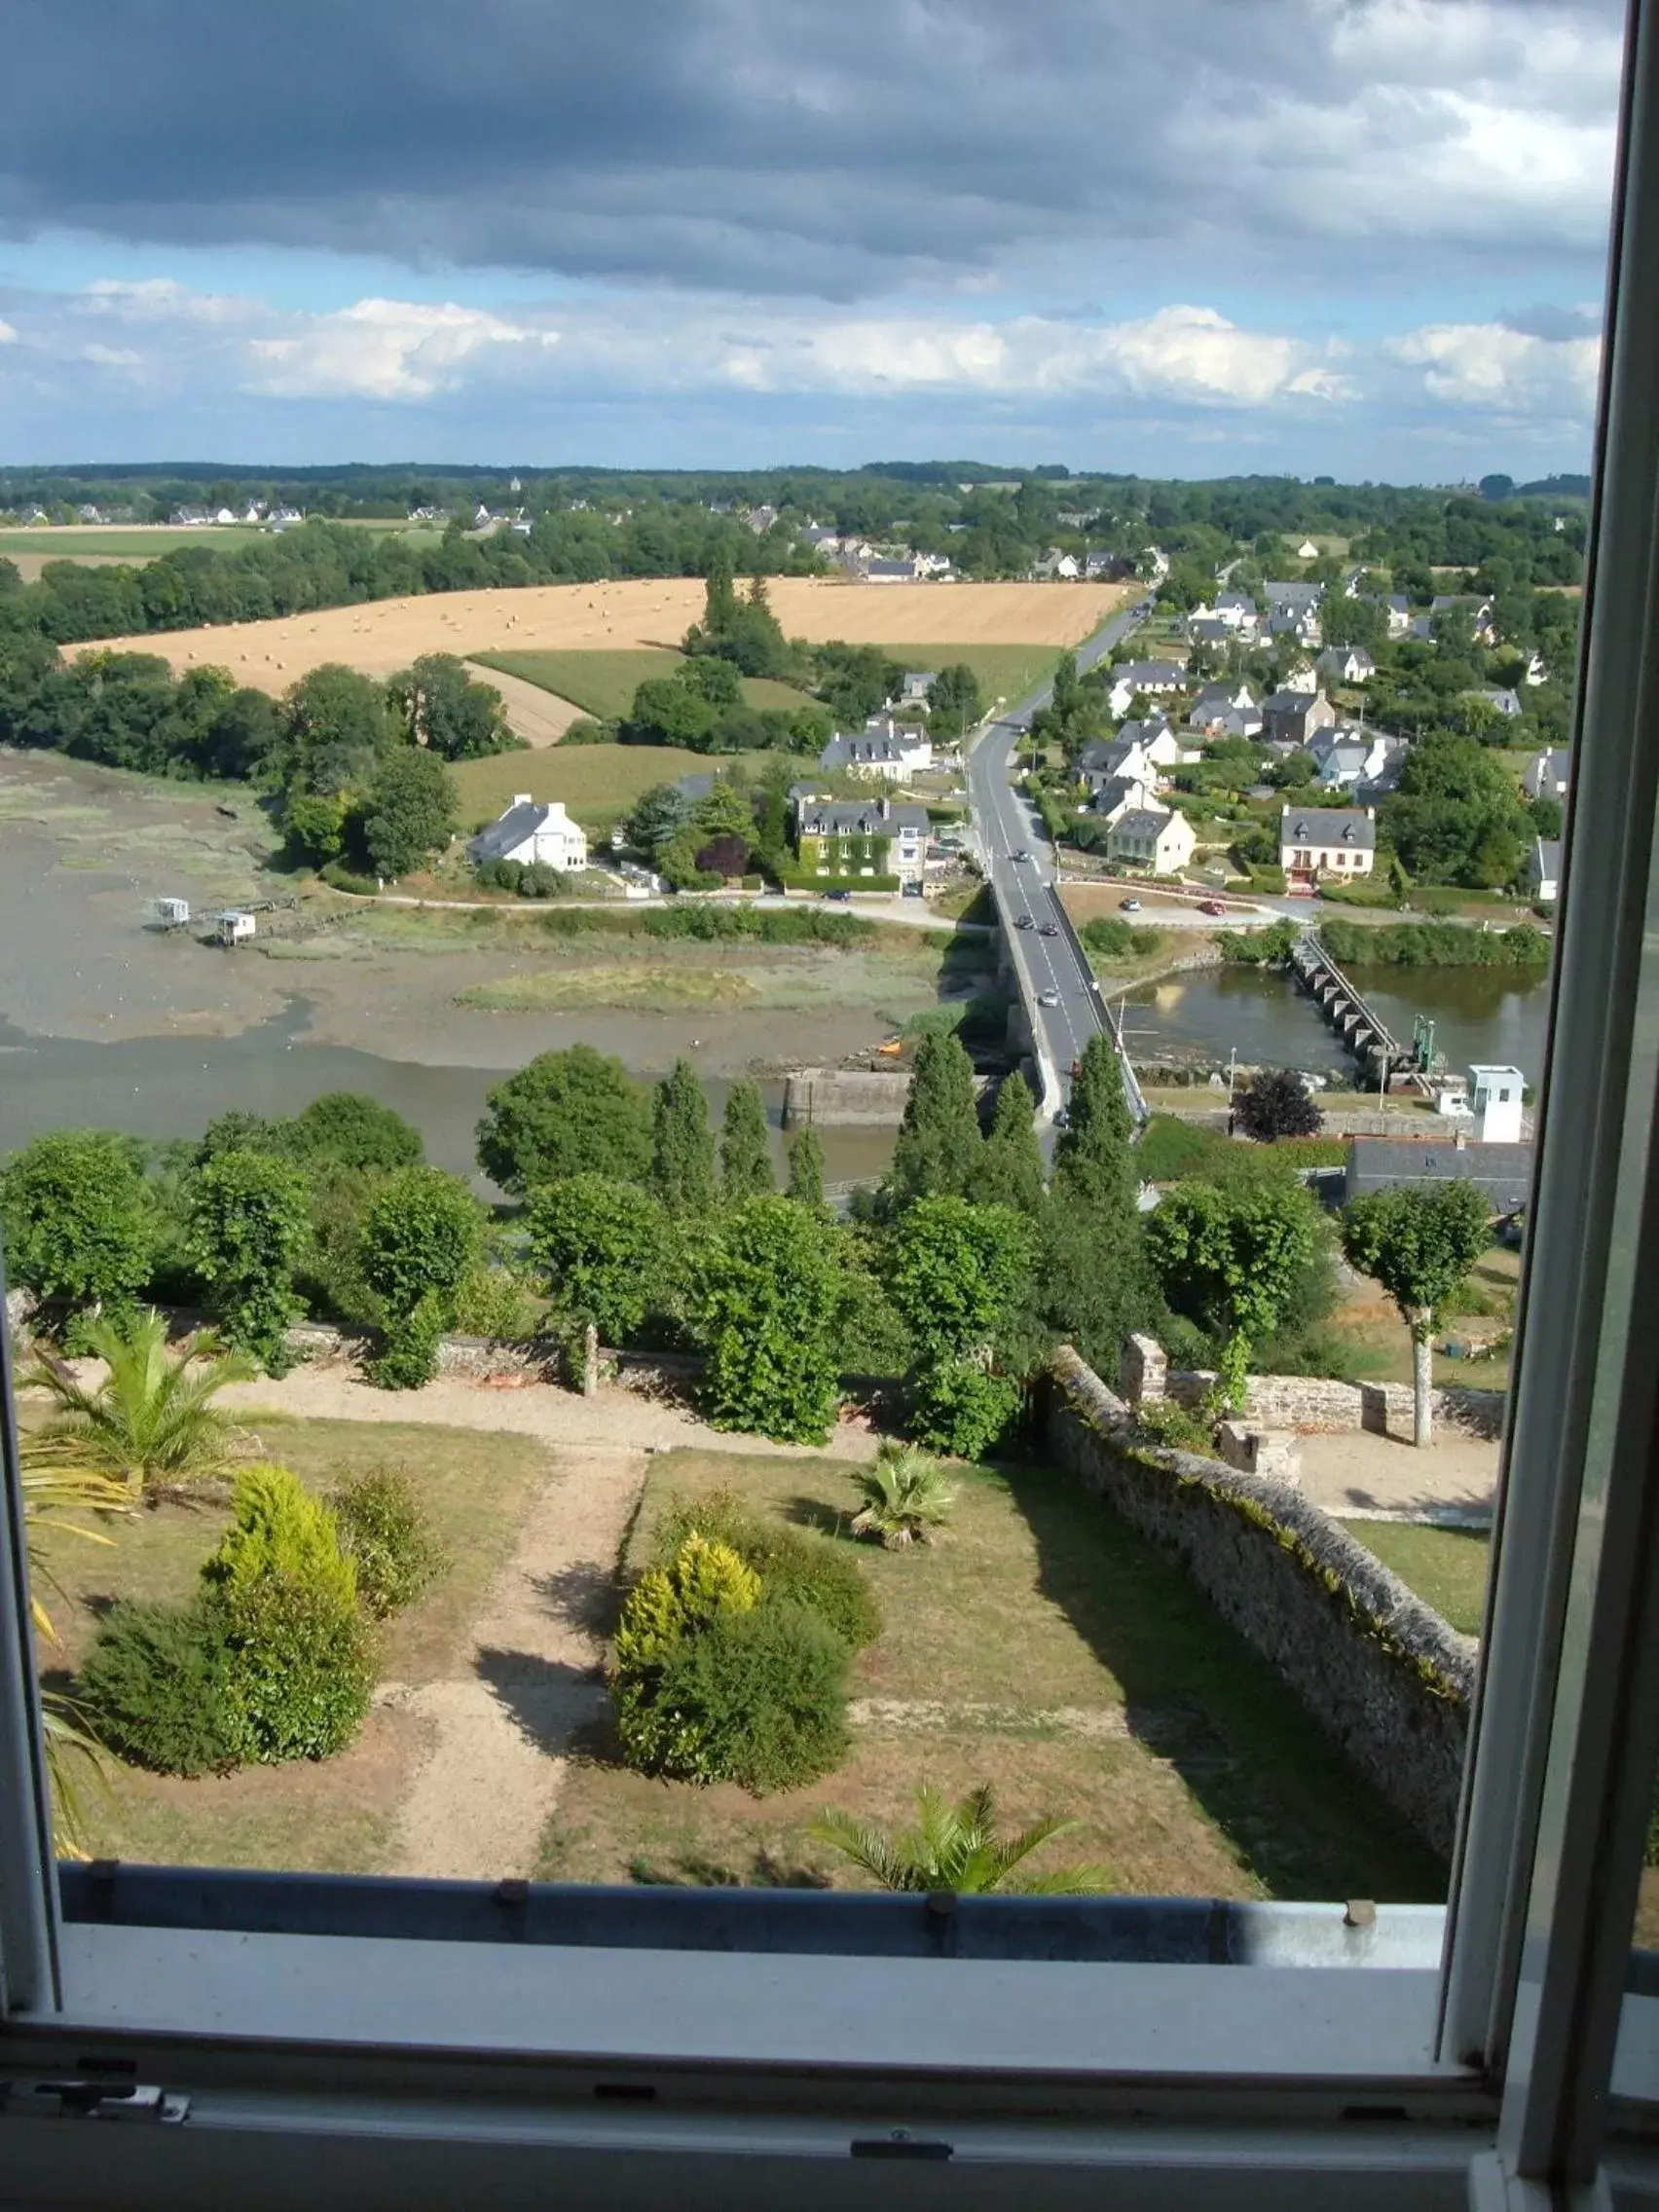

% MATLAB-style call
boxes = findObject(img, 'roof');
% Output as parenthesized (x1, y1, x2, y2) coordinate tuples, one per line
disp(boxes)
(1532, 836, 1563, 878)
(467, 802, 581, 864)
(821, 731, 915, 766)
(1194, 680, 1256, 707)
(1113, 659, 1187, 684)
(1345, 1136, 1533, 1212)
(1264, 687, 1325, 716)
(1111, 808, 1176, 838)
(1535, 747, 1570, 779)
(1280, 807, 1376, 850)
(798, 799, 929, 835)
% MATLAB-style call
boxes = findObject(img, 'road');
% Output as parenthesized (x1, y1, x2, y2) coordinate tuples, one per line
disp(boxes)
(964, 597, 1151, 1113)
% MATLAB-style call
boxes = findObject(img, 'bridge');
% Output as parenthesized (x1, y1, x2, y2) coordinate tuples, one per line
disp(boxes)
(1287, 931, 1416, 1084)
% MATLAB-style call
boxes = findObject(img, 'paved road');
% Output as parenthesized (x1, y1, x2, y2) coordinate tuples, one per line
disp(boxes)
(964, 598, 1151, 1111)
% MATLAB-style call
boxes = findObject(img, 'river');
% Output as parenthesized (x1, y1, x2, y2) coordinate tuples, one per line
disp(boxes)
(1119, 964, 1552, 1086)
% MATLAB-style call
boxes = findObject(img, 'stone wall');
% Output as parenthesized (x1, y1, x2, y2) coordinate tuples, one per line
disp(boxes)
(1046, 1346, 1476, 1855)
(781, 1066, 993, 1126)
(1165, 1368, 1506, 1441)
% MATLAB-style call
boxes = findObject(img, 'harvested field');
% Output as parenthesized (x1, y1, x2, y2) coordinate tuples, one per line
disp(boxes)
(463, 662, 586, 748)
(67, 577, 1130, 693)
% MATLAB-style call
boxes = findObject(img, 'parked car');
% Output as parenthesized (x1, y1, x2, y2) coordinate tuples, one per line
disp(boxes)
(1039, 922, 1059, 938)
(825, 888, 852, 903)
(1198, 898, 1228, 916)
(1122, 897, 1143, 912)
(901, 880, 924, 898)
(1015, 912, 1034, 929)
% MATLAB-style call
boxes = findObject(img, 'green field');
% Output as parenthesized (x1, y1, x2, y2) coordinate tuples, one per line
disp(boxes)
(1346, 1522, 1491, 1638)
(452, 742, 818, 836)
(0, 528, 268, 560)
(474, 648, 807, 720)
(884, 643, 1064, 713)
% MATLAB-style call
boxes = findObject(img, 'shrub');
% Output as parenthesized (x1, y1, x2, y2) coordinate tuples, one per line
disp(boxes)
(1130, 1398, 1217, 1454)
(202, 1462, 358, 1612)
(331, 1468, 447, 1618)
(219, 1573, 375, 1764)
(645, 1599, 850, 1793)
(613, 1533, 761, 1775)
(366, 1295, 447, 1388)
(655, 1491, 880, 1649)
(319, 862, 381, 895)
(906, 1362, 1021, 1461)
(851, 1441, 959, 1546)
(77, 1598, 245, 1777)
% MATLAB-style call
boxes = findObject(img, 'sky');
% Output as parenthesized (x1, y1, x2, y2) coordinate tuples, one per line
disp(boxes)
(0, 0, 1629, 482)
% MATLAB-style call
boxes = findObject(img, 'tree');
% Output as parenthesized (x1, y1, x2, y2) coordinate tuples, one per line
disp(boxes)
(1342, 1182, 1492, 1445)
(890, 1198, 1035, 1366)
(969, 1071, 1046, 1214)
(687, 1196, 844, 1444)
(279, 663, 393, 797)
(390, 653, 517, 759)
(24, 1309, 253, 1498)
(527, 1174, 668, 1343)
(810, 1784, 1108, 1894)
(927, 662, 983, 740)
(651, 1058, 718, 1214)
(357, 1166, 484, 1388)
(476, 1046, 652, 1195)
(786, 1127, 826, 1207)
(0, 1129, 153, 1335)
(286, 1091, 424, 1171)
(849, 1442, 956, 1549)
(1039, 1036, 1154, 1367)
(187, 1150, 311, 1372)
(719, 1082, 775, 1201)
(1234, 1068, 1323, 1143)
(887, 1032, 982, 1209)
(1145, 1182, 1318, 1409)
(360, 746, 458, 879)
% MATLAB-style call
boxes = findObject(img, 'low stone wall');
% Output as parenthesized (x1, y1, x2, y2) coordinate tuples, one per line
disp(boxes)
(782, 1066, 994, 1126)
(1047, 1346, 1476, 1856)
(1168, 1368, 1506, 1441)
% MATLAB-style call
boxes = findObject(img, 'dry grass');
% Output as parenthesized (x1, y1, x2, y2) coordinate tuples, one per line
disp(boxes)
(68, 578, 1130, 694)
(537, 1448, 1445, 1899)
(33, 1415, 547, 1872)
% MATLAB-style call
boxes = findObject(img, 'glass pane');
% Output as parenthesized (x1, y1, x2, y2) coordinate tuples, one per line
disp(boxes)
(0, 0, 1621, 1942)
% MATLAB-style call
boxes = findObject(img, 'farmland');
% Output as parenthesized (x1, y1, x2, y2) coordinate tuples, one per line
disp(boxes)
(67, 576, 1130, 694)
(450, 742, 819, 835)
(473, 646, 809, 721)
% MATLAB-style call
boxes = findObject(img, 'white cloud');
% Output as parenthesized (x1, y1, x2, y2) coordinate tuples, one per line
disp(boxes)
(80, 343, 143, 368)
(246, 298, 559, 399)
(0, 318, 18, 345)
(1384, 320, 1602, 410)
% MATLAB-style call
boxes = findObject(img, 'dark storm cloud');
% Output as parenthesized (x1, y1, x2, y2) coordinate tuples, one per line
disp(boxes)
(0, 0, 1627, 296)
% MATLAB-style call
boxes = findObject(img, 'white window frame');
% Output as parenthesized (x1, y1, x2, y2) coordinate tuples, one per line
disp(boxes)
(3, 15, 1659, 2202)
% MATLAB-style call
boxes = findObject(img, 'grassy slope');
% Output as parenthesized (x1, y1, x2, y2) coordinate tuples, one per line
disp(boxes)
(1345, 1522, 1491, 1638)
(538, 1448, 1444, 1899)
(474, 647, 806, 719)
(36, 1416, 546, 1872)
(451, 742, 818, 835)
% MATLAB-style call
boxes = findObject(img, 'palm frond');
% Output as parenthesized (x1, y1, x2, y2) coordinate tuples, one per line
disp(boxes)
(811, 1782, 1111, 1896)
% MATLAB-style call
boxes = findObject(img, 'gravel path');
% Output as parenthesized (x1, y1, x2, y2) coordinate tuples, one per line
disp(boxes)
(1295, 1427, 1500, 1522)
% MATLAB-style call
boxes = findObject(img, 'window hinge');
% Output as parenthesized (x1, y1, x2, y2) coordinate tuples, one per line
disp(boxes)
(0, 2080, 190, 2124)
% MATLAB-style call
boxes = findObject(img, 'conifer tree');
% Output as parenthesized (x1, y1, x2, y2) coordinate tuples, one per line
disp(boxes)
(719, 1082, 776, 1201)
(969, 1071, 1046, 1216)
(786, 1127, 826, 1207)
(650, 1059, 717, 1215)
(704, 548, 738, 632)
(1039, 1034, 1153, 1367)
(887, 1032, 982, 1211)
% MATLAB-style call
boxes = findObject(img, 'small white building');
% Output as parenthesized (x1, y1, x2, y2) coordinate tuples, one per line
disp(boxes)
(467, 795, 588, 872)
(1107, 805, 1197, 877)
(215, 909, 256, 947)
(1470, 1064, 1526, 1145)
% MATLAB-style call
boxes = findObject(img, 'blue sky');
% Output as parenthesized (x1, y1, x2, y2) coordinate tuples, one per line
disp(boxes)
(0, 0, 1626, 480)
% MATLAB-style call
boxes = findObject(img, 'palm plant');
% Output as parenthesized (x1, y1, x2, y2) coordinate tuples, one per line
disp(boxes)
(20, 1436, 131, 1855)
(810, 1784, 1110, 1895)
(850, 1442, 955, 1549)
(24, 1307, 255, 1499)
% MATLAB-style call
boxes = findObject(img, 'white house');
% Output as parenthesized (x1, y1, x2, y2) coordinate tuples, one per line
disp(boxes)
(1525, 748, 1571, 800)
(1107, 660, 1188, 717)
(467, 796, 588, 873)
(1107, 805, 1197, 877)
(1314, 731, 1409, 794)
(1033, 548, 1081, 580)
(897, 671, 938, 706)
(1295, 538, 1320, 560)
(1528, 836, 1562, 903)
(1318, 645, 1377, 684)
(1079, 735, 1160, 795)
(1524, 651, 1549, 686)
(1189, 680, 1260, 733)
(1279, 806, 1377, 892)
(820, 719, 933, 784)
(1093, 773, 1162, 826)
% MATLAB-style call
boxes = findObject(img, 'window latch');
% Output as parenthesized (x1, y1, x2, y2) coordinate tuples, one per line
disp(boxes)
(0, 2080, 190, 2124)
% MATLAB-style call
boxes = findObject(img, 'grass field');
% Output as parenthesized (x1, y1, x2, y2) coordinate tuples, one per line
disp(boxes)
(450, 742, 819, 835)
(884, 642, 1064, 712)
(35, 1416, 547, 1872)
(473, 647, 808, 720)
(537, 1448, 1445, 1899)
(1346, 1522, 1491, 1638)
(0, 527, 269, 558)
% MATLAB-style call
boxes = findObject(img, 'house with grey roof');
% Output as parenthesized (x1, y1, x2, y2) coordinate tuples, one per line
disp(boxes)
(467, 795, 588, 873)
(1107, 659, 1188, 715)
(1318, 645, 1377, 684)
(1263, 687, 1338, 749)
(1529, 836, 1563, 903)
(1279, 805, 1376, 892)
(1478, 685, 1525, 719)
(794, 793, 930, 885)
(1107, 805, 1197, 877)
(1525, 748, 1570, 800)
(1189, 680, 1260, 733)
(1343, 1136, 1533, 1215)
(819, 719, 932, 784)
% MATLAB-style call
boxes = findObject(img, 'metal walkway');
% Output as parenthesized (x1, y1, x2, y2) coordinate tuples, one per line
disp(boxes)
(1287, 930, 1414, 1081)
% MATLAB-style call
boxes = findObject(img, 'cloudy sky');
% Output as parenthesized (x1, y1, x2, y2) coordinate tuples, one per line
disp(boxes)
(0, 0, 1628, 480)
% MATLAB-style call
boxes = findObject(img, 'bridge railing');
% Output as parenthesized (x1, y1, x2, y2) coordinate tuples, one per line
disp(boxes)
(1042, 882, 1149, 1127)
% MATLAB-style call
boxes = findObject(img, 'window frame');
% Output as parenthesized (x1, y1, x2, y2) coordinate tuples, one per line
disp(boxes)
(4, 10, 1659, 2200)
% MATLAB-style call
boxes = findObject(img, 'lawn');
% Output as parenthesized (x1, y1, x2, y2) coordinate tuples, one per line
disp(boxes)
(537, 1448, 1445, 1899)
(1328, 1244, 1518, 1391)
(451, 742, 818, 836)
(34, 1416, 547, 1873)
(0, 528, 269, 558)
(1344, 1522, 1491, 1638)
(473, 647, 808, 720)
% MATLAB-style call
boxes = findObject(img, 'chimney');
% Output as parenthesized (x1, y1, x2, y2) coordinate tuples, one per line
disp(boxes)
(512, 793, 533, 808)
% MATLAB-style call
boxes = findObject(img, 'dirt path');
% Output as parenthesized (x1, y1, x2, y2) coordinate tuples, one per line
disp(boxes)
(379, 1445, 641, 1880)
(1295, 1426, 1500, 1521)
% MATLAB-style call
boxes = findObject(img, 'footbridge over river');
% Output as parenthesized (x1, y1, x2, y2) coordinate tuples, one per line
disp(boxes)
(1288, 931, 1418, 1085)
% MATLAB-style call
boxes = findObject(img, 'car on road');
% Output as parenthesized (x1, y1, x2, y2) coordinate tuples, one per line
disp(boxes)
(1014, 912, 1034, 929)
(1122, 897, 1143, 912)
(1198, 899, 1228, 916)
(1037, 988, 1061, 1007)
(1039, 921, 1059, 937)
(824, 888, 852, 903)
(1012, 848, 1031, 863)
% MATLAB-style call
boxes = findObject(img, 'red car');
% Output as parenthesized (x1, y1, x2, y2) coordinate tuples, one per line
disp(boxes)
(1198, 899, 1229, 916)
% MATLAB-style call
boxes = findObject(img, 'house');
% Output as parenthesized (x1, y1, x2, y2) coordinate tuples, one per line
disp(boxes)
(819, 720, 933, 784)
(794, 794, 930, 886)
(1189, 681, 1260, 733)
(800, 526, 842, 552)
(1342, 1135, 1532, 1214)
(1478, 686, 1525, 719)
(897, 671, 937, 706)
(1318, 645, 1376, 684)
(1107, 805, 1197, 877)
(1093, 774, 1162, 825)
(1215, 590, 1260, 632)
(1525, 748, 1571, 800)
(1529, 836, 1563, 903)
(1295, 538, 1320, 560)
(1187, 616, 1234, 647)
(1279, 805, 1377, 892)
(1083, 550, 1121, 579)
(1079, 734, 1159, 794)
(1032, 548, 1081, 580)
(1524, 651, 1549, 686)
(1140, 546, 1171, 583)
(1280, 663, 1320, 695)
(1106, 660, 1188, 716)
(1262, 687, 1338, 749)
(858, 555, 926, 583)
(1264, 579, 1325, 611)
(467, 795, 588, 873)
(1314, 731, 1408, 795)
(1269, 604, 1323, 646)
